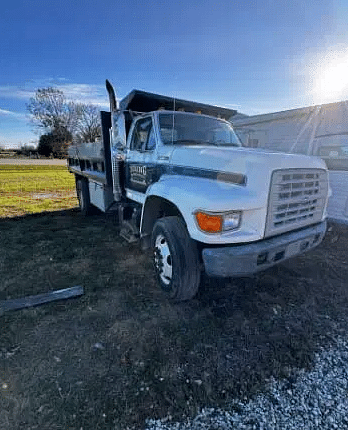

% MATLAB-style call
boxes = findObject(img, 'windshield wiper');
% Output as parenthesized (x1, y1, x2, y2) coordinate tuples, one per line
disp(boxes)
(173, 139, 240, 147)
(173, 139, 206, 145)
(212, 140, 240, 147)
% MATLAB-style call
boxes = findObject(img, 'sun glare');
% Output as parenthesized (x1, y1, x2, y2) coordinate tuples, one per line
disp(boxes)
(312, 51, 348, 104)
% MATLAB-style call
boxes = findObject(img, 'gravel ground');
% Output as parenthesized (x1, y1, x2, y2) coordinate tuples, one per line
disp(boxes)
(145, 335, 348, 430)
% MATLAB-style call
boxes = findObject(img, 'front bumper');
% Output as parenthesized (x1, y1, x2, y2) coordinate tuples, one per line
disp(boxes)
(202, 221, 327, 277)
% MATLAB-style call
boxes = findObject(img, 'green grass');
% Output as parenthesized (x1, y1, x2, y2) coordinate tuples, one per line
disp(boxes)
(0, 164, 78, 217)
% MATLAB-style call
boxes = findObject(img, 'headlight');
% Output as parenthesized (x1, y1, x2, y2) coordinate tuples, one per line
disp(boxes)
(222, 211, 241, 231)
(194, 210, 241, 233)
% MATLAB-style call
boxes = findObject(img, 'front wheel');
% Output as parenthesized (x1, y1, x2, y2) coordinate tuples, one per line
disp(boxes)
(151, 216, 201, 301)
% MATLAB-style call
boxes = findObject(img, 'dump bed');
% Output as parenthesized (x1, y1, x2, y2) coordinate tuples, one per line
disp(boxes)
(68, 141, 104, 161)
(67, 111, 113, 186)
(119, 89, 237, 120)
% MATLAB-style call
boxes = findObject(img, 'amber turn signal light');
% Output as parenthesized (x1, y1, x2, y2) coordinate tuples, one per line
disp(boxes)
(195, 212, 223, 233)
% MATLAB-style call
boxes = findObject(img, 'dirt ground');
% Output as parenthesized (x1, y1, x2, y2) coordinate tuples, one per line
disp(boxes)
(0, 210, 348, 430)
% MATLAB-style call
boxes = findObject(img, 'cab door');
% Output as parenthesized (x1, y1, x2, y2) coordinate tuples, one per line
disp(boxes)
(125, 115, 161, 202)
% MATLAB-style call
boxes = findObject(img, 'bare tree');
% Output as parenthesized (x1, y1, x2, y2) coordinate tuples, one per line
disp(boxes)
(27, 87, 67, 131)
(75, 104, 101, 143)
(27, 87, 102, 157)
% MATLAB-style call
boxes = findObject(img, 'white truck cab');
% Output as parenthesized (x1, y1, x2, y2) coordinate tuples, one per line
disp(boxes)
(68, 81, 329, 301)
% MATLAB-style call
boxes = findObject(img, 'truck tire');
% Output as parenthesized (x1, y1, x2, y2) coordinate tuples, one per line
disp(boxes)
(151, 216, 201, 301)
(76, 177, 92, 216)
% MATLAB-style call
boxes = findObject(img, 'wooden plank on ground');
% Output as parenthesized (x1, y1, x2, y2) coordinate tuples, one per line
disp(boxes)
(0, 286, 84, 316)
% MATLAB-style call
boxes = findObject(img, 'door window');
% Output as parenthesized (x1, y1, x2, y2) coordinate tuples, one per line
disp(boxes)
(131, 117, 153, 151)
(146, 127, 156, 151)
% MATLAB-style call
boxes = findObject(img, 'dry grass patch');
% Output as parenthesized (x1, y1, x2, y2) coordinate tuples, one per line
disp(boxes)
(0, 164, 77, 217)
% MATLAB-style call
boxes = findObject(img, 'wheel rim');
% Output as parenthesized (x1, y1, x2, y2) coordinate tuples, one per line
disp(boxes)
(154, 234, 172, 286)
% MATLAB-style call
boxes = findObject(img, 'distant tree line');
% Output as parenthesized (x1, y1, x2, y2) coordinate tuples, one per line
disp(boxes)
(0, 146, 37, 158)
(27, 87, 101, 158)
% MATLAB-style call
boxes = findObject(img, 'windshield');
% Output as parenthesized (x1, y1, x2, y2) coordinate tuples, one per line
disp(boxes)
(158, 112, 241, 147)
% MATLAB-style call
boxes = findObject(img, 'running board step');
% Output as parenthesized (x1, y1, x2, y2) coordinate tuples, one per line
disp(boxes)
(119, 221, 139, 244)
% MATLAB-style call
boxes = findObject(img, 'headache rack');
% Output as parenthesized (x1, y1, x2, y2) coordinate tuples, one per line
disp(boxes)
(265, 168, 329, 238)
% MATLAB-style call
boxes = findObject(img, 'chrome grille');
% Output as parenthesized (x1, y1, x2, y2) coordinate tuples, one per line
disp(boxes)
(265, 168, 328, 237)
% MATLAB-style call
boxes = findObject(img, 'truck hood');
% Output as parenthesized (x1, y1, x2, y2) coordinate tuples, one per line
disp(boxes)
(169, 146, 327, 187)
(170, 146, 326, 173)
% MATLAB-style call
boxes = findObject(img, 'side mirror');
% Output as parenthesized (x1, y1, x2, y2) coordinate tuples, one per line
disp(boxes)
(111, 111, 127, 151)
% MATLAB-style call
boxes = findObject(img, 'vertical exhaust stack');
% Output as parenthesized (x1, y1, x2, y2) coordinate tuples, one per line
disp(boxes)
(105, 80, 125, 202)
(106, 79, 118, 113)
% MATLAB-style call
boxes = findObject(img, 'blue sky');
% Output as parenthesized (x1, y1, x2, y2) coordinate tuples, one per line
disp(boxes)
(1, 0, 347, 148)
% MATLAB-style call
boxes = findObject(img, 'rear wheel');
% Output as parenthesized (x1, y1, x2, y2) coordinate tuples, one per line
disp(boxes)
(151, 216, 201, 301)
(76, 177, 92, 216)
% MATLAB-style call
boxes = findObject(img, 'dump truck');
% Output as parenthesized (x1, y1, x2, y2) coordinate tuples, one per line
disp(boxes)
(67, 80, 330, 301)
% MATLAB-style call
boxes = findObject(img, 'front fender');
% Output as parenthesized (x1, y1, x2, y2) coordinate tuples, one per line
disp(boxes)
(143, 174, 268, 244)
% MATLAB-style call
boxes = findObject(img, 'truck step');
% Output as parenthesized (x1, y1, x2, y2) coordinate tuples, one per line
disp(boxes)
(119, 221, 139, 244)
